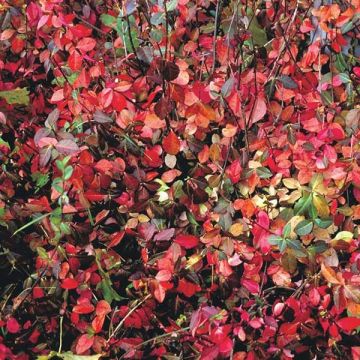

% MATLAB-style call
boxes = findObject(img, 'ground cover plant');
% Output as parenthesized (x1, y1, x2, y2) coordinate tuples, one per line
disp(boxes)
(0, 0, 360, 358)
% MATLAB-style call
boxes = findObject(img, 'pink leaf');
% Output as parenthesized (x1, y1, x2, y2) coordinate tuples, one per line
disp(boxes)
(76, 334, 94, 354)
(77, 37, 96, 52)
(252, 211, 270, 253)
(246, 97, 266, 125)
(6, 318, 20, 334)
(55, 139, 80, 155)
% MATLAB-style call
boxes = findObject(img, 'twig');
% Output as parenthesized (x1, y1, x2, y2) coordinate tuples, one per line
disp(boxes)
(267, 0, 299, 82)
(119, 326, 190, 359)
(11, 248, 58, 314)
(211, 0, 223, 75)
(164, 0, 169, 61)
(107, 294, 151, 342)
(58, 316, 63, 354)
(218, 137, 233, 190)
(73, 13, 108, 36)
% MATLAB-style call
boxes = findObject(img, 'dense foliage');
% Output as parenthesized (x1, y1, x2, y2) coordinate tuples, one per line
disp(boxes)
(0, 0, 360, 358)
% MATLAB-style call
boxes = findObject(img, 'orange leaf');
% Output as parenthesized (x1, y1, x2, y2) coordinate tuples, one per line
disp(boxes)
(162, 131, 180, 155)
(321, 263, 342, 285)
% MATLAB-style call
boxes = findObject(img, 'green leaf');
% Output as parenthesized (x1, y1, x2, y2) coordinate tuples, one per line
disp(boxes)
(286, 239, 307, 255)
(256, 167, 273, 179)
(314, 218, 332, 229)
(31, 172, 50, 191)
(171, 181, 183, 200)
(308, 241, 328, 257)
(278, 75, 298, 89)
(0, 137, 10, 150)
(60, 222, 71, 235)
(335, 53, 347, 72)
(278, 239, 287, 252)
(52, 73, 78, 86)
(187, 211, 199, 226)
(268, 235, 283, 245)
(341, 20, 354, 34)
(64, 166, 73, 180)
(100, 278, 123, 304)
(150, 12, 165, 26)
(295, 220, 313, 236)
(100, 13, 116, 27)
(221, 77, 235, 98)
(13, 213, 51, 236)
(338, 73, 351, 84)
(164, 0, 178, 11)
(246, 8, 267, 46)
(320, 90, 332, 105)
(279, 208, 294, 222)
(309, 201, 318, 219)
(37, 247, 49, 260)
(37, 351, 102, 360)
(283, 222, 291, 238)
(294, 192, 312, 216)
(0, 88, 29, 106)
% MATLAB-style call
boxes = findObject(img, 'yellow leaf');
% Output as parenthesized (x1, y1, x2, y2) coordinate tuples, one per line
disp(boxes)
(229, 223, 244, 237)
(186, 254, 203, 269)
(222, 124, 238, 138)
(334, 231, 353, 242)
(0, 87, 29, 105)
(138, 214, 150, 223)
(344, 286, 360, 303)
(311, 173, 327, 195)
(283, 178, 300, 189)
(313, 193, 330, 217)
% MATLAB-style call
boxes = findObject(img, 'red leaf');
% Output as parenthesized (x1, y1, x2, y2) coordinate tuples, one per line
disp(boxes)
(70, 24, 93, 38)
(174, 234, 199, 249)
(61, 278, 78, 290)
(246, 97, 266, 125)
(68, 51, 82, 71)
(142, 146, 163, 168)
(11, 36, 25, 54)
(73, 68, 90, 89)
(108, 231, 125, 248)
(151, 280, 166, 303)
(92, 315, 105, 334)
(73, 303, 95, 314)
(76, 37, 96, 52)
(95, 159, 113, 173)
(225, 159, 242, 184)
(76, 334, 94, 354)
(6, 318, 20, 334)
(84, 190, 107, 202)
(156, 269, 172, 282)
(241, 279, 260, 294)
(177, 279, 201, 297)
(162, 131, 180, 155)
(96, 300, 111, 316)
(337, 317, 360, 332)
(112, 92, 127, 111)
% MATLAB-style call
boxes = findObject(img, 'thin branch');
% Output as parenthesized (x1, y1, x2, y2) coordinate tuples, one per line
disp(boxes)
(211, 0, 223, 75)
(107, 294, 151, 342)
